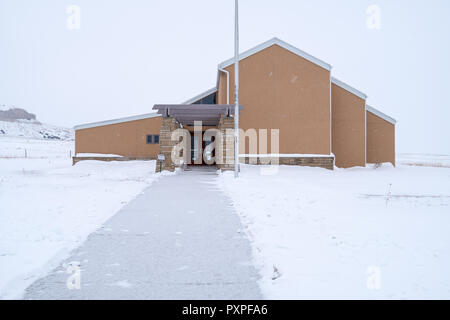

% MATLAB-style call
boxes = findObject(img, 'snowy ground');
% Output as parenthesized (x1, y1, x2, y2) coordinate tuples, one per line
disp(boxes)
(0, 120, 73, 141)
(0, 137, 160, 299)
(2, 136, 449, 300)
(397, 153, 450, 168)
(24, 167, 261, 300)
(217, 160, 450, 299)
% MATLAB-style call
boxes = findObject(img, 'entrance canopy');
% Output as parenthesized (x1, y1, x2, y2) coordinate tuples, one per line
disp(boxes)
(152, 104, 243, 126)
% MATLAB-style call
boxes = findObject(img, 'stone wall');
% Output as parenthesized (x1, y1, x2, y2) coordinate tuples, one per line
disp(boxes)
(155, 115, 238, 173)
(156, 117, 181, 172)
(217, 115, 235, 172)
(239, 156, 335, 170)
(73, 157, 155, 166)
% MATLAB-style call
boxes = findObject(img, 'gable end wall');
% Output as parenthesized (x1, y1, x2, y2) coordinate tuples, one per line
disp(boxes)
(218, 44, 331, 155)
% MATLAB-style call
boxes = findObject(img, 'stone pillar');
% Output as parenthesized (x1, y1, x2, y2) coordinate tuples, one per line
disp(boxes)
(217, 115, 235, 172)
(156, 117, 180, 172)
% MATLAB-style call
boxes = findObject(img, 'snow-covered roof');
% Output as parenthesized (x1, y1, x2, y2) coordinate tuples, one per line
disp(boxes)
(74, 113, 161, 130)
(331, 77, 368, 100)
(218, 37, 332, 71)
(366, 105, 396, 125)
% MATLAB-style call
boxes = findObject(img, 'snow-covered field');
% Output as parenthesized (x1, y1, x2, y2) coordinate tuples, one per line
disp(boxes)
(0, 137, 161, 299)
(397, 153, 450, 168)
(218, 161, 450, 299)
(2, 133, 449, 300)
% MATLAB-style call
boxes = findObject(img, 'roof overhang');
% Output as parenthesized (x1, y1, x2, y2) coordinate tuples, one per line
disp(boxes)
(366, 105, 397, 125)
(74, 113, 161, 130)
(218, 37, 332, 72)
(331, 77, 368, 100)
(152, 104, 243, 126)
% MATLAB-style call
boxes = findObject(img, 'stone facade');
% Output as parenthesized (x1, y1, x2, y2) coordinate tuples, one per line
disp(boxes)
(72, 156, 155, 166)
(156, 117, 181, 172)
(239, 156, 335, 170)
(156, 115, 238, 173)
(217, 115, 236, 172)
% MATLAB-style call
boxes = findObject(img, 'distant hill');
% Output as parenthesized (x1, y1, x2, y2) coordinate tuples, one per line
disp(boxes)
(0, 107, 36, 122)
(0, 106, 73, 141)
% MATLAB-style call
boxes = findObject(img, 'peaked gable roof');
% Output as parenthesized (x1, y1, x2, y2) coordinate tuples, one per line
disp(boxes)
(218, 37, 332, 71)
(331, 77, 368, 100)
(366, 105, 396, 125)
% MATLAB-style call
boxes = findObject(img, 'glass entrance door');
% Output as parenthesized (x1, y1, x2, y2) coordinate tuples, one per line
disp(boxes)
(191, 135, 200, 163)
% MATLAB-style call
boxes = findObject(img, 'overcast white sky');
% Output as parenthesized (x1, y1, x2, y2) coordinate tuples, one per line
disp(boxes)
(1, 0, 449, 154)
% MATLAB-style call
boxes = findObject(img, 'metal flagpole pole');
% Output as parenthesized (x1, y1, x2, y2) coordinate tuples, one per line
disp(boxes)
(234, 0, 239, 178)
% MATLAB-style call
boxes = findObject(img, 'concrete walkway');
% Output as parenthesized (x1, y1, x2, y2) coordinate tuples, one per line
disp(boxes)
(24, 167, 262, 299)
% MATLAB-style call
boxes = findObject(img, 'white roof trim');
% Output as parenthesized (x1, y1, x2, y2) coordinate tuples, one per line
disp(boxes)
(182, 87, 217, 105)
(74, 113, 161, 130)
(218, 37, 332, 71)
(331, 77, 368, 100)
(366, 105, 396, 125)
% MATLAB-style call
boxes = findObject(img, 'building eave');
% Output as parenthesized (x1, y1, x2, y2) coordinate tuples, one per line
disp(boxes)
(331, 77, 368, 100)
(218, 37, 332, 72)
(74, 113, 161, 131)
(366, 105, 397, 125)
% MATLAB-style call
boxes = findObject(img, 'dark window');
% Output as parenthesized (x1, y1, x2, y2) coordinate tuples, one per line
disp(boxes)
(146, 134, 160, 144)
(192, 91, 217, 105)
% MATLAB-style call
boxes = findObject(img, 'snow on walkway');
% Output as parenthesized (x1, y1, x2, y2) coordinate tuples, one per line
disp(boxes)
(0, 137, 160, 299)
(218, 163, 450, 299)
(24, 167, 262, 300)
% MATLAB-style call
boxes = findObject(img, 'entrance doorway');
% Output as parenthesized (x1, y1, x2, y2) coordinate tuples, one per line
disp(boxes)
(190, 132, 214, 165)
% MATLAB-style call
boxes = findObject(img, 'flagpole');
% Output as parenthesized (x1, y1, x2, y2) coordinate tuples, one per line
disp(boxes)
(234, 0, 239, 178)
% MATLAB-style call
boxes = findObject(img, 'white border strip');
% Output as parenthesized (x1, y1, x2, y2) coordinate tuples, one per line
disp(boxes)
(331, 77, 368, 100)
(366, 105, 397, 125)
(219, 37, 332, 71)
(74, 113, 161, 130)
(182, 87, 218, 105)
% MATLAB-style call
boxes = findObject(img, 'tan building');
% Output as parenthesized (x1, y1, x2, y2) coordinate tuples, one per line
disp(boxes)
(74, 38, 396, 170)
